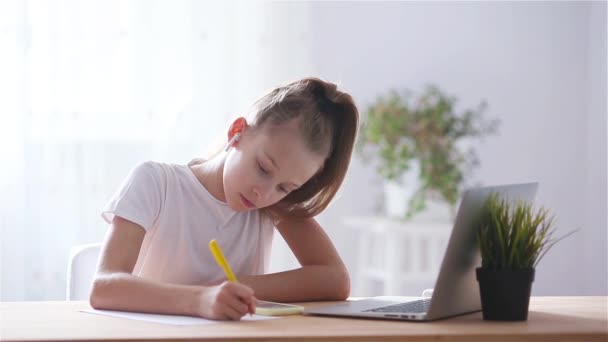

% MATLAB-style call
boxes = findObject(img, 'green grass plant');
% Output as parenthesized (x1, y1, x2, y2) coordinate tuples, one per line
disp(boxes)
(477, 193, 576, 270)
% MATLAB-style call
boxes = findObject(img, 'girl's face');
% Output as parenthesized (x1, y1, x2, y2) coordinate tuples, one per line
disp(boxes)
(222, 119, 326, 211)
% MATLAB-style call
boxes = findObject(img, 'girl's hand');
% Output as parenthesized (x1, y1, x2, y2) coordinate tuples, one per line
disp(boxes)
(196, 281, 257, 320)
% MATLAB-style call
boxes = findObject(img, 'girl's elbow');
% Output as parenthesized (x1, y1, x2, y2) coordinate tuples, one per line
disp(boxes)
(333, 266, 351, 300)
(89, 283, 103, 309)
(88, 274, 112, 309)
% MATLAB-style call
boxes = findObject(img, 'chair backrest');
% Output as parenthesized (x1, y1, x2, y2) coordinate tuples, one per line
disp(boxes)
(66, 243, 101, 300)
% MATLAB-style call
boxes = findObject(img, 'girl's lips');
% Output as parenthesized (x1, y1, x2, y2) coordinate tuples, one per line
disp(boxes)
(240, 194, 256, 208)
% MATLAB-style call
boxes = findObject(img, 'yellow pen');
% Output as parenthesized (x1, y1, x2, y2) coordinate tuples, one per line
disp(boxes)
(209, 239, 237, 282)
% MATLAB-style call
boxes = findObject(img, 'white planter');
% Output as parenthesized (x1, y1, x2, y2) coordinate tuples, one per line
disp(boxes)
(384, 160, 419, 219)
(384, 180, 414, 218)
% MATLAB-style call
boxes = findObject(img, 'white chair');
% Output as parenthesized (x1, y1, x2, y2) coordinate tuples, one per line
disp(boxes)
(66, 243, 101, 300)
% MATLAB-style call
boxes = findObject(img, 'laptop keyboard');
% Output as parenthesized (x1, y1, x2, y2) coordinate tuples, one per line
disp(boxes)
(364, 298, 432, 314)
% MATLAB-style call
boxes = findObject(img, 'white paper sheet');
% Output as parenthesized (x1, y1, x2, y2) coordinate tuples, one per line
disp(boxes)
(81, 309, 278, 325)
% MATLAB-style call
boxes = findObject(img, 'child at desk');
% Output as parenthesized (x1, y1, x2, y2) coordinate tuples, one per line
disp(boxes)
(90, 77, 359, 321)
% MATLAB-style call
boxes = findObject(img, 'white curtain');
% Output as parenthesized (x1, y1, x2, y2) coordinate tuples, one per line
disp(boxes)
(0, 0, 314, 300)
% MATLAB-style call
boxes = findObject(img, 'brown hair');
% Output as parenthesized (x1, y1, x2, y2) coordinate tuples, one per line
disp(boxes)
(248, 77, 359, 221)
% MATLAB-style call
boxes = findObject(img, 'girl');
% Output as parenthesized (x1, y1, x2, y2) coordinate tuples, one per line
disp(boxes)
(90, 77, 359, 321)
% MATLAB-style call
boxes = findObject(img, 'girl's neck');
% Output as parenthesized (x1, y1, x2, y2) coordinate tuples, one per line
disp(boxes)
(191, 154, 227, 203)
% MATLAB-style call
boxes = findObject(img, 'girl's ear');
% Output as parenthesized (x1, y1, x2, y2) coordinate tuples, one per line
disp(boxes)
(225, 117, 248, 151)
(227, 117, 248, 141)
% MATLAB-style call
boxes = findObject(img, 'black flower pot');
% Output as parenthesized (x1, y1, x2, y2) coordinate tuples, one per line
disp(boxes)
(476, 267, 535, 321)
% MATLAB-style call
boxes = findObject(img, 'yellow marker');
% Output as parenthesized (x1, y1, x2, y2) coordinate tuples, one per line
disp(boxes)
(209, 239, 237, 282)
(208, 239, 304, 316)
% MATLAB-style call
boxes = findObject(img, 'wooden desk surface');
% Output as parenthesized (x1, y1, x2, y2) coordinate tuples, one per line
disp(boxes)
(1, 297, 606, 342)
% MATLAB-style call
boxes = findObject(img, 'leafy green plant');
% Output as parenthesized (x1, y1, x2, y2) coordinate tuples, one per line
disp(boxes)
(477, 193, 576, 270)
(358, 85, 499, 219)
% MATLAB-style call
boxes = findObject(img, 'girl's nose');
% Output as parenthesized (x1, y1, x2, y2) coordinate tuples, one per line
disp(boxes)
(253, 184, 270, 202)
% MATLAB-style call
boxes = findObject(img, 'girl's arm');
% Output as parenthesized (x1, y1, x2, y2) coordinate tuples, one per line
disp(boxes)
(90, 216, 256, 320)
(239, 217, 350, 302)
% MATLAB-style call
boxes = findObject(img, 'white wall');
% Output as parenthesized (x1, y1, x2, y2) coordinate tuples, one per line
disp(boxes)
(302, 1, 606, 296)
(583, 1, 607, 295)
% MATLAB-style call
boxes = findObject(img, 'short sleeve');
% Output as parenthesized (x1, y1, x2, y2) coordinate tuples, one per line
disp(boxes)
(101, 161, 164, 231)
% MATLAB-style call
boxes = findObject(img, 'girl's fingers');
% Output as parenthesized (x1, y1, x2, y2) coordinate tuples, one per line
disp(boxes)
(232, 298, 251, 316)
(222, 305, 244, 321)
(228, 283, 256, 315)
(235, 291, 256, 315)
(248, 296, 258, 315)
(231, 282, 255, 298)
(223, 291, 251, 317)
(215, 282, 255, 319)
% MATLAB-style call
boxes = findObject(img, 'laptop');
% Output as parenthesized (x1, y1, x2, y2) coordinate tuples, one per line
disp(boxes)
(304, 182, 539, 321)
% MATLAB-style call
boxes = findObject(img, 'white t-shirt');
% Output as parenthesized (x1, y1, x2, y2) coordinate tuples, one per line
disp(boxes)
(101, 161, 275, 286)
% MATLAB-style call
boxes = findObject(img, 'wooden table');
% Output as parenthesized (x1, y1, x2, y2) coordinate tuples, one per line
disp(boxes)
(1, 297, 606, 341)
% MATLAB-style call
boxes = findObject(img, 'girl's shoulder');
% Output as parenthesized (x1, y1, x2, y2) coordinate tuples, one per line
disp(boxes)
(129, 161, 192, 185)
(187, 158, 205, 167)
(131, 160, 170, 177)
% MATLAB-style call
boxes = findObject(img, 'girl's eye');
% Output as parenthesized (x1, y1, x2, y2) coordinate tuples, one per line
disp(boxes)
(279, 186, 289, 193)
(258, 163, 269, 175)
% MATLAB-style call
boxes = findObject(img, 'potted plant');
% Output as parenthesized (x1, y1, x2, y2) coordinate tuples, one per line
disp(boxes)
(358, 85, 499, 220)
(476, 193, 576, 321)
